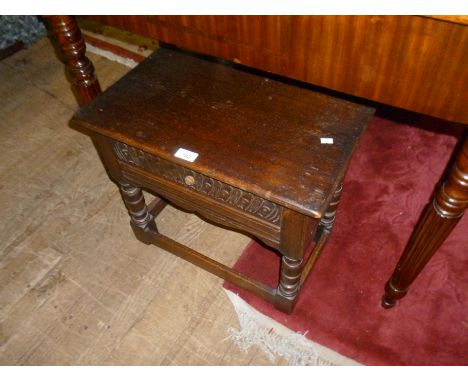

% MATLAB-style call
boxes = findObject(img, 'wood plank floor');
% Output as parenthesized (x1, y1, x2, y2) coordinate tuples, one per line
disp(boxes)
(0, 37, 289, 365)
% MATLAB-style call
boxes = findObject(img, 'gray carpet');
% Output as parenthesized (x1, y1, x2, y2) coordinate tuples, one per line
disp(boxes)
(0, 16, 46, 50)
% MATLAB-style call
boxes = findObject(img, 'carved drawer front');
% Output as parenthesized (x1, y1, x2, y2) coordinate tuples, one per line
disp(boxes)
(112, 141, 282, 227)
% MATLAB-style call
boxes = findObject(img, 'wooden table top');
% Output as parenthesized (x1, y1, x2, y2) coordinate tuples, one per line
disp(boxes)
(71, 47, 374, 218)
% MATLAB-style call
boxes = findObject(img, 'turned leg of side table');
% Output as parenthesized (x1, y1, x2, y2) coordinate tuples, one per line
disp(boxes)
(300, 183, 343, 284)
(275, 210, 317, 313)
(43, 16, 101, 105)
(382, 135, 468, 308)
(89, 134, 165, 243)
(119, 183, 158, 243)
(314, 183, 343, 242)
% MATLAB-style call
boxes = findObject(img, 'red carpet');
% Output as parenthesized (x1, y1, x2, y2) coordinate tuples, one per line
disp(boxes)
(224, 112, 467, 365)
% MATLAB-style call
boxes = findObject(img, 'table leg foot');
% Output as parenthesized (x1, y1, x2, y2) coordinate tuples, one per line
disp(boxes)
(382, 279, 406, 309)
(275, 256, 303, 313)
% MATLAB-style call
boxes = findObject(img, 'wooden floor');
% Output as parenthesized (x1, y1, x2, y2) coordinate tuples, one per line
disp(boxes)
(0, 38, 290, 365)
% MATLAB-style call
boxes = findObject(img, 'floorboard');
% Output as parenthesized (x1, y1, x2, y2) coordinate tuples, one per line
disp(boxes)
(0, 38, 284, 365)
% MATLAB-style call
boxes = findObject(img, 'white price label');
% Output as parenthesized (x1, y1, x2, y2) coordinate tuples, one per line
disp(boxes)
(320, 137, 334, 144)
(174, 148, 199, 162)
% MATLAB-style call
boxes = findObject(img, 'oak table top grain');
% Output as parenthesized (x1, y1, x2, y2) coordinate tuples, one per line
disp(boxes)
(71, 48, 374, 219)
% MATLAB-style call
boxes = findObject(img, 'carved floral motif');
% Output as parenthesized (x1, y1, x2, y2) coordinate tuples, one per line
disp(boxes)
(113, 141, 282, 225)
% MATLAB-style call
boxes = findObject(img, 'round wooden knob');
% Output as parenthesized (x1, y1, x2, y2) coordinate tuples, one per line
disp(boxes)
(184, 175, 195, 186)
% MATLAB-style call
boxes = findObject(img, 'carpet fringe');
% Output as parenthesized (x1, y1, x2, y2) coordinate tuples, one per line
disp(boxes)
(224, 290, 359, 366)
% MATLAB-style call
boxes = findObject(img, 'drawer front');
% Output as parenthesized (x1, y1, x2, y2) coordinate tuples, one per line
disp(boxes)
(112, 140, 282, 227)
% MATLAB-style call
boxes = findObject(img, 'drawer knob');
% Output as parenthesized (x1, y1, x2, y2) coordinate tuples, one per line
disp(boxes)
(184, 175, 195, 186)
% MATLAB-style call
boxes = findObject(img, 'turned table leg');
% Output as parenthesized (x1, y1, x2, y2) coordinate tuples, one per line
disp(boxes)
(275, 210, 317, 313)
(382, 135, 468, 308)
(314, 183, 343, 241)
(119, 183, 158, 244)
(43, 16, 101, 105)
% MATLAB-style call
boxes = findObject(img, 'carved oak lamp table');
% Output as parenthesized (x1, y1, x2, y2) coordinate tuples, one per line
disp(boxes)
(70, 48, 374, 313)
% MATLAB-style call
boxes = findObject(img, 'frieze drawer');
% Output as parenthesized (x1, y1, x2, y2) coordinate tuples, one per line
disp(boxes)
(112, 140, 283, 228)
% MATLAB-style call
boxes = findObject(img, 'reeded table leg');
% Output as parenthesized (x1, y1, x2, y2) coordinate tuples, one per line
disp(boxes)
(43, 16, 101, 105)
(382, 135, 468, 308)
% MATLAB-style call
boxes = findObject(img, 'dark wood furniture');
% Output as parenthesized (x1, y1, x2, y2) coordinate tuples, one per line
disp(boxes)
(44, 16, 467, 309)
(83, 15, 468, 123)
(69, 47, 374, 313)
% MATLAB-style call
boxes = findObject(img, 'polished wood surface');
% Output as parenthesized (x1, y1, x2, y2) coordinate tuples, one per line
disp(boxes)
(71, 47, 374, 219)
(71, 47, 371, 313)
(426, 15, 468, 25)
(45, 16, 101, 106)
(86, 15, 468, 123)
